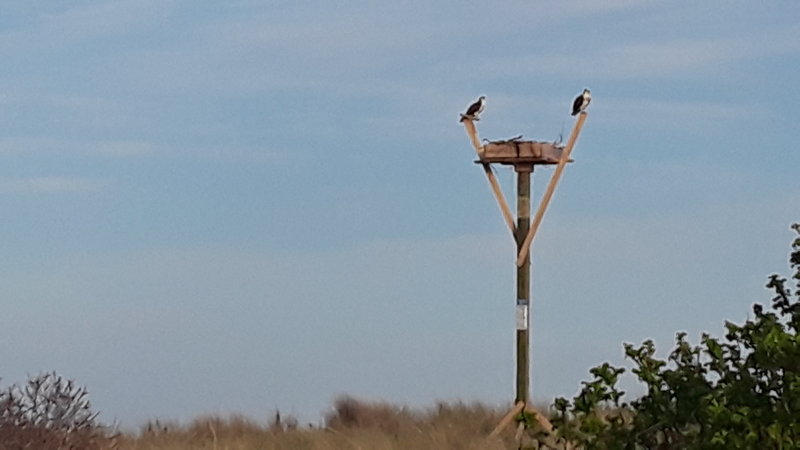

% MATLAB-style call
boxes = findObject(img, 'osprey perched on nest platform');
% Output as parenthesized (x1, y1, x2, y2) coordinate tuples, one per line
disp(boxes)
(571, 89, 591, 116)
(460, 96, 486, 122)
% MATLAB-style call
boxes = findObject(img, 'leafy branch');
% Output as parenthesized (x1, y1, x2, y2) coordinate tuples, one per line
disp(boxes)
(548, 223, 800, 449)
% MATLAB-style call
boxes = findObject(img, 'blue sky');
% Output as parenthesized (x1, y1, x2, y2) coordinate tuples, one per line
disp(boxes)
(2, 1, 799, 427)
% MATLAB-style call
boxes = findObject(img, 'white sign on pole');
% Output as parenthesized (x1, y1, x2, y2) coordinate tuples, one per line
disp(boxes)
(516, 299, 528, 330)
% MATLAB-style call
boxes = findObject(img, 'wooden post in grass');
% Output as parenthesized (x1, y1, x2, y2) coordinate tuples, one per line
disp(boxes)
(515, 164, 532, 405)
(461, 110, 588, 439)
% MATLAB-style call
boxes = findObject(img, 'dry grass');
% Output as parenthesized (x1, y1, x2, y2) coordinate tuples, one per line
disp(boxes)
(114, 397, 532, 450)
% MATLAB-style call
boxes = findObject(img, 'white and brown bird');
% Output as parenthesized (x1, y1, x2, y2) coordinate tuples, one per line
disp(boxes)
(571, 89, 591, 116)
(459, 96, 486, 122)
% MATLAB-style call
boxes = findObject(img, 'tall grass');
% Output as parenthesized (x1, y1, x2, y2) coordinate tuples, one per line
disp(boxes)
(115, 396, 523, 450)
(0, 372, 545, 449)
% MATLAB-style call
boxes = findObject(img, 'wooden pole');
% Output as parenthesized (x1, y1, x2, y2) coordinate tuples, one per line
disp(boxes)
(515, 164, 532, 406)
(515, 112, 587, 267)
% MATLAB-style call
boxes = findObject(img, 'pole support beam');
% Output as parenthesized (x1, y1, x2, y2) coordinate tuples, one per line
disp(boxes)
(484, 163, 516, 236)
(515, 112, 587, 267)
(462, 118, 516, 236)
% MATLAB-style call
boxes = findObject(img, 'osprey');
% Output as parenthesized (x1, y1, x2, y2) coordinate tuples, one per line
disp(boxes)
(460, 96, 486, 122)
(571, 89, 591, 116)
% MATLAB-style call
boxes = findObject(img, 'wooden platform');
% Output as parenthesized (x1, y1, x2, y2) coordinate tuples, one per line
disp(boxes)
(477, 140, 569, 166)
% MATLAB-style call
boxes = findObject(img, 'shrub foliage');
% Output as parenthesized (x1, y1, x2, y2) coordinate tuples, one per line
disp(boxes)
(549, 223, 800, 449)
(0, 372, 115, 449)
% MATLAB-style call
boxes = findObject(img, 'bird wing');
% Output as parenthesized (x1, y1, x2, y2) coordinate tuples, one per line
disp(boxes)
(465, 100, 481, 116)
(571, 95, 582, 115)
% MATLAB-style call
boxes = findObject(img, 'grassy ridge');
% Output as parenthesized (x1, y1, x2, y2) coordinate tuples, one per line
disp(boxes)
(0, 373, 538, 449)
(115, 397, 518, 450)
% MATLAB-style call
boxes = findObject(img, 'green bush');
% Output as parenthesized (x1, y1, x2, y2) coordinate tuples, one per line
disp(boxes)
(550, 223, 800, 449)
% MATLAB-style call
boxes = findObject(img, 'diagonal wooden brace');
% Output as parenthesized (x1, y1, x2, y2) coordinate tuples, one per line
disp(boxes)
(483, 163, 516, 236)
(488, 401, 554, 439)
(462, 119, 483, 157)
(516, 112, 587, 267)
(489, 401, 525, 438)
(462, 119, 516, 236)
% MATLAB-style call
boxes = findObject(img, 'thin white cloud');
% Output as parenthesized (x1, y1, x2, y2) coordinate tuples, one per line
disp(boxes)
(47, 94, 120, 116)
(125, 11, 456, 93)
(0, 176, 109, 194)
(594, 29, 800, 78)
(119, 1, 659, 94)
(1, 89, 132, 130)
(35, 0, 177, 42)
(0, 137, 155, 157)
(0, 136, 280, 163)
(591, 97, 766, 129)
(92, 141, 156, 157)
(470, 24, 800, 80)
(516, 0, 656, 20)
